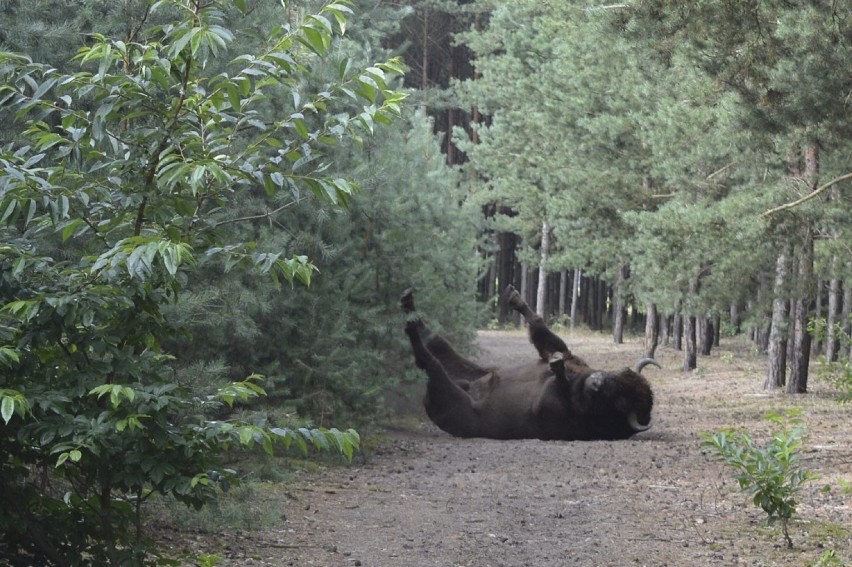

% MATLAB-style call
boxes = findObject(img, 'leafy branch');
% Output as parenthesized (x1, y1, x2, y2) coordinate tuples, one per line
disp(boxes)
(761, 172, 852, 218)
(701, 410, 817, 548)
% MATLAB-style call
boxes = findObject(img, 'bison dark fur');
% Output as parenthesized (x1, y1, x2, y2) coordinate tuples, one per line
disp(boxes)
(402, 285, 658, 441)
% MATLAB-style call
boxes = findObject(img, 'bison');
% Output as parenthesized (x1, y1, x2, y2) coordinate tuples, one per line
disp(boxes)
(401, 285, 659, 441)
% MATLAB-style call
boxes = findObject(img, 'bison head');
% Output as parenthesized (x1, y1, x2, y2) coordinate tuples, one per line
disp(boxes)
(566, 358, 658, 440)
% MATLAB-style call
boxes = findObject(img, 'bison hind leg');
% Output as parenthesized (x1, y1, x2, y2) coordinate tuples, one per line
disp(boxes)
(503, 285, 570, 361)
(401, 287, 416, 314)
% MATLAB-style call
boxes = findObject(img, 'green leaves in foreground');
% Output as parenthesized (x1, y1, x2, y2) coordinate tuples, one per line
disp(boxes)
(0, 0, 397, 564)
(701, 410, 817, 549)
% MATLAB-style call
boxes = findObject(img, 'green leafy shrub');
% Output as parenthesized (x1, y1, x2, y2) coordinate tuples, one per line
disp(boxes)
(813, 550, 848, 567)
(700, 410, 817, 549)
(0, 0, 399, 563)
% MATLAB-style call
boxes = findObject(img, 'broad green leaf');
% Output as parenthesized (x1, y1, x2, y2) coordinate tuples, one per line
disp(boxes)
(1, 396, 15, 424)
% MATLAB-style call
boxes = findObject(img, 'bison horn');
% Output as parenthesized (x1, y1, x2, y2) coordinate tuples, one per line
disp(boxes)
(627, 412, 651, 432)
(635, 358, 661, 374)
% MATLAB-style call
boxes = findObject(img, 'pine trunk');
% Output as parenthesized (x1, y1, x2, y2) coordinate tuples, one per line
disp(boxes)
(683, 315, 697, 371)
(497, 230, 517, 323)
(825, 261, 840, 362)
(699, 316, 713, 356)
(713, 314, 721, 347)
(787, 143, 819, 394)
(672, 301, 683, 351)
(753, 272, 771, 354)
(660, 313, 670, 346)
(536, 221, 549, 316)
(730, 302, 741, 335)
(766, 244, 791, 389)
(788, 229, 814, 393)
(570, 267, 581, 330)
(612, 265, 628, 345)
(813, 276, 824, 356)
(842, 275, 852, 359)
(644, 302, 659, 359)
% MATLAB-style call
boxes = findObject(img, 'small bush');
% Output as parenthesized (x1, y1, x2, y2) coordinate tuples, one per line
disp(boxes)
(701, 410, 817, 549)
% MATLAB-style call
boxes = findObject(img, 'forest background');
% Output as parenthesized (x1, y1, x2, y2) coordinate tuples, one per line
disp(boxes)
(0, 0, 850, 565)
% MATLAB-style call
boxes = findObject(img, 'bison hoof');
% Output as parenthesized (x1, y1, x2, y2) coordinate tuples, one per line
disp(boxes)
(501, 285, 524, 309)
(401, 288, 416, 314)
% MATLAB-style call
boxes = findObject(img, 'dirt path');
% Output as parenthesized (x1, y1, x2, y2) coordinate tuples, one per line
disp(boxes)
(176, 331, 852, 566)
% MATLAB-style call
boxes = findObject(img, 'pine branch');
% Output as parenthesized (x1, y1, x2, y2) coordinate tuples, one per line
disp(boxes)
(760, 172, 852, 218)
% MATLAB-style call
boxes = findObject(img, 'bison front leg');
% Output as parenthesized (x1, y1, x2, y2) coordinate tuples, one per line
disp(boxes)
(401, 289, 480, 437)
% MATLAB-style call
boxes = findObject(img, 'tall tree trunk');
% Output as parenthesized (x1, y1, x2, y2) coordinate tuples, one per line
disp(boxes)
(842, 275, 852, 359)
(683, 314, 697, 371)
(699, 316, 713, 356)
(683, 277, 699, 371)
(486, 252, 497, 299)
(813, 276, 824, 356)
(612, 265, 628, 344)
(673, 301, 683, 351)
(766, 243, 792, 389)
(497, 230, 517, 323)
(420, 7, 430, 91)
(713, 314, 721, 347)
(519, 262, 529, 327)
(788, 229, 814, 393)
(587, 276, 601, 331)
(536, 221, 549, 316)
(753, 271, 770, 353)
(558, 270, 567, 318)
(787, 143, 819, 393)
(570, 267, 581, 330)
(660, 313, 671, 346)
(644, 302, 659, 359)
(730, 302, 741, 335)
(826, 259, 840, 362)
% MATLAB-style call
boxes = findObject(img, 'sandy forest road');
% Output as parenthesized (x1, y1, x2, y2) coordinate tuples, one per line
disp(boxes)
(197, 331, 852, 567)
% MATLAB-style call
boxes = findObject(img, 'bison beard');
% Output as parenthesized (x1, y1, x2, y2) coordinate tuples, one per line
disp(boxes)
(402, 286, 658, 441)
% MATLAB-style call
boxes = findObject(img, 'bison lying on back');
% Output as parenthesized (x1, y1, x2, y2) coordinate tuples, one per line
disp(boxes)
(402, 286, 658, 441)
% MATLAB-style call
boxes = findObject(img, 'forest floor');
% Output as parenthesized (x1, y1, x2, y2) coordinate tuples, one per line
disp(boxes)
(162, 330, 852, 567)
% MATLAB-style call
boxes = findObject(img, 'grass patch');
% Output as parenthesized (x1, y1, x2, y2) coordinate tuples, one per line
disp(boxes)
(150, 481, 290, 534)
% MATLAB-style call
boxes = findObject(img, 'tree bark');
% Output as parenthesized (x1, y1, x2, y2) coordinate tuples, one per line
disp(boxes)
(825, 260, 840, 362)
(660, 313, 670, 346)
(587, 275, 602, 331)
(536, 221, 549, 316)
(558, 270, 567, 318)
(730, 302, 741, 335)
(570, 267, 581, 330)
(766, 244, 791, 389)
(699, 316, 713, 356)
(683, 314, 697, 371)
(644, 302, 659, 359)
(612, 265, 628, 344)
(519, 262, 529, 327)
(753, 272, 770, 354)
(842, 275, 852, 359)
(672, 301, 683, 351)
(497, 230, 517, 323)
(788, 228, 814, 393)
(787, 143, 819, 393)
(713, 313, 721, 347)
(813, 276, 824, 356)
(683, 276, 699, 371)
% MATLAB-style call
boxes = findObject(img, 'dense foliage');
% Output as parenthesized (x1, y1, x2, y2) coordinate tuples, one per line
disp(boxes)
(0, 0, 413, 563)
(452, 0, 851, 383)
